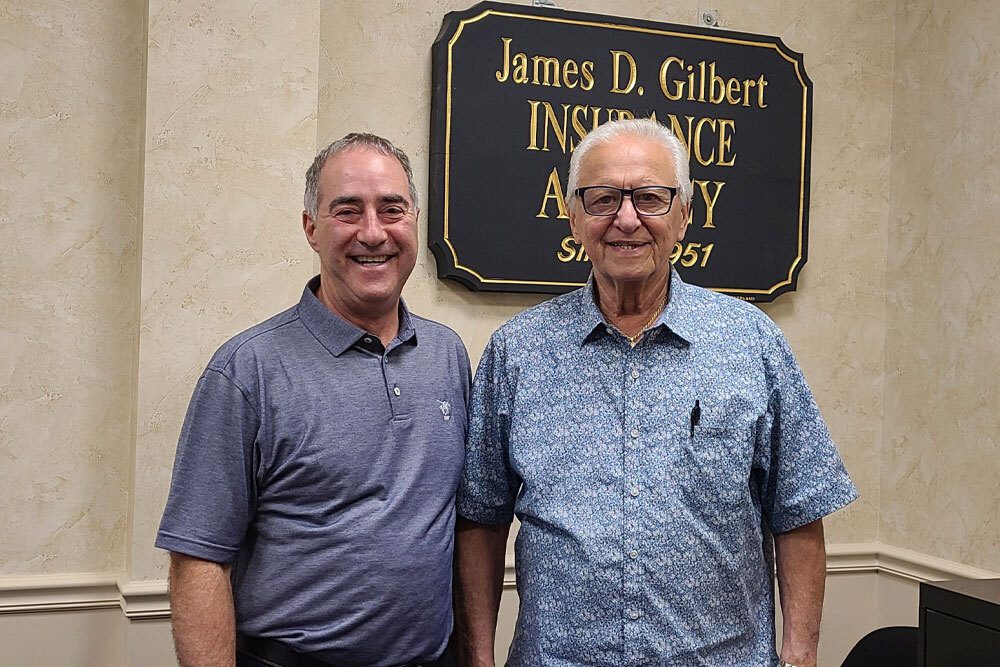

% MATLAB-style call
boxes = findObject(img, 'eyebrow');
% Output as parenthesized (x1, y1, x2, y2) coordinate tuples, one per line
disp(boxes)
(327, 194, 409, 212)
(379, 194, 409, 205)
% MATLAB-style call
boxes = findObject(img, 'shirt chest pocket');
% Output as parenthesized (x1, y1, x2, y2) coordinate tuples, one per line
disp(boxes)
(677, 422, 755, 525)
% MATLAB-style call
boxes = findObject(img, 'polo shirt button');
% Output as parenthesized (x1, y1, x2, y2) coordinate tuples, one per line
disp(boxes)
(363, 337, 373, 344)
(393, 386, 401, 396)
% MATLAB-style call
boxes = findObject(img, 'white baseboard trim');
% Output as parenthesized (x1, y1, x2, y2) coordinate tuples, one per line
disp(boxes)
(2, 544, 996, 614)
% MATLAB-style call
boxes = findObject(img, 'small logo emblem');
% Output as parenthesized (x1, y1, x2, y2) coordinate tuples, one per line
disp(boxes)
(438, 400, 451, 421)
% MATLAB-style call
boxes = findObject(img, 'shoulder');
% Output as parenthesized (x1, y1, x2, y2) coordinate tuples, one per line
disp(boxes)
(492, 290, 579, 345)
(409, 312, 466, 348)
(410, 312, 470, 361)
(206, 304, 303, 376)
(679, 282, 783, 344)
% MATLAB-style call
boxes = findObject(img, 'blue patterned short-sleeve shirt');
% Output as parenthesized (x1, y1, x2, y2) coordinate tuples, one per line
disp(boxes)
(457, 270, 858, 667)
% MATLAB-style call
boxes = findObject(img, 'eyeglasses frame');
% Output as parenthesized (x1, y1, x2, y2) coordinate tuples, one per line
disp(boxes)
(572, 185, 679, 217)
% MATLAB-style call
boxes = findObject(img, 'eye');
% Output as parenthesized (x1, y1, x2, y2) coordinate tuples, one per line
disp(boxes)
(585, 191, 617, 206)
(332, 207, 362, 222)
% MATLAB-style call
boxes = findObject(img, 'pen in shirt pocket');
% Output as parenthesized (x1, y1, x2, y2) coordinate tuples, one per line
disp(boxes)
(689, 399, 700, 437)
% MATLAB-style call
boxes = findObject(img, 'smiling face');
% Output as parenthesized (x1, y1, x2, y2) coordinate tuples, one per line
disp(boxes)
(569, 134, 689, 297)
(302, 147, 418, 325)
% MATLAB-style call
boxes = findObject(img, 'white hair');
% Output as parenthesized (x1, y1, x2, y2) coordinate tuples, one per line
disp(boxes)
(566, 118, 693, 206)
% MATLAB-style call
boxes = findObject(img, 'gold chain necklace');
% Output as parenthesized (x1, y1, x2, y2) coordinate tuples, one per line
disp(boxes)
(613, 294, 667, 347)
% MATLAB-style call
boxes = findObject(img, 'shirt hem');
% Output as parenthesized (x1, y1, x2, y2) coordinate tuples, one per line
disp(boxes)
(770, 486, 860, 534)
(455, 501, 514, 526)
(155, 531, 239, 563)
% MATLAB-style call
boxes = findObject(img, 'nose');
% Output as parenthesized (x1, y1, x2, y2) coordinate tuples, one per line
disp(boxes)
(613, 196, 642, 233)
(356, 209, 388, 247)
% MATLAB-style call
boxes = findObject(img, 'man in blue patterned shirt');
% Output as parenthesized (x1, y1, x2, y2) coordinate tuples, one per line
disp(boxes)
(454, 118, 858, 667)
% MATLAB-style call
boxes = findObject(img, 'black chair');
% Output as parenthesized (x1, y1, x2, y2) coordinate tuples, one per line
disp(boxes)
(841, 626, 918, 667)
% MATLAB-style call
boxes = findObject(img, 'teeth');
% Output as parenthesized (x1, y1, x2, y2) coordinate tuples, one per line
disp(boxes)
(354, 255, 390, 264)
(611, 243, 641, 250)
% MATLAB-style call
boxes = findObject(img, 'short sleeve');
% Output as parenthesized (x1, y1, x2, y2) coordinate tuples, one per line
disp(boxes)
(753, 328, 859, 533)
(155, 368, 260, 562)
(456, 333, 519, 525)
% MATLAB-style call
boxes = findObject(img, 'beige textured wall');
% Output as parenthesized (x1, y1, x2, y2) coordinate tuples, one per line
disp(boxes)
(129, 0, 320, 580)
(0, 0, 143, 575)
(318, 0, 891, 546)
(883, 0, 1000, 572)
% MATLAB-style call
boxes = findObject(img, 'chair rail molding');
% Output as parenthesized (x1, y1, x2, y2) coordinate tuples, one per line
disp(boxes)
(0, 574, 168, 618)
(2, 544, 995, 614)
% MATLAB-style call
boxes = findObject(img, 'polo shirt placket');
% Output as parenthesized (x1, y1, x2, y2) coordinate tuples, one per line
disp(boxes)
(355, 332, 414, 421)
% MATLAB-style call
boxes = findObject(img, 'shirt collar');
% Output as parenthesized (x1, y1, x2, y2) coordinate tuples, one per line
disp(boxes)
(575, 267, 698, 347)
(656, 268, 699, 346)
(297, 275, 416, 356)
(574, 276, 610, 345)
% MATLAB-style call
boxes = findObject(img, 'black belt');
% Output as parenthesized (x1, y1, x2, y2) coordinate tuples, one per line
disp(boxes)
(236, 635, 452, 667)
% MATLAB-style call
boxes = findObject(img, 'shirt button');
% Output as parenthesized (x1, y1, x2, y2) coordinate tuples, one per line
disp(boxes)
(629, 550, 639, 559)
(630, 428, 639, 439)
(393, 386, 401, 396)
(631, 369, 640, 379)
(629, 486, 640, 497)
(628, 610, 640, 620)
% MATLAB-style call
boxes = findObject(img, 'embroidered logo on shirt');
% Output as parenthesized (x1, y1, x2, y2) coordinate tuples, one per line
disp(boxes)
(438, 400, 451, 421)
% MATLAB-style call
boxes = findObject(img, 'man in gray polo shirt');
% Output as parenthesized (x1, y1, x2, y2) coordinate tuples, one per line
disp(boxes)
(156, 133, 469, 667)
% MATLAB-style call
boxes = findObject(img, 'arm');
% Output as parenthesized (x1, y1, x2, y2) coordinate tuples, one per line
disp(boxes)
(453, 517, 511, 667)
(169, 552, 236, 667)
(774, 518, 826, 667)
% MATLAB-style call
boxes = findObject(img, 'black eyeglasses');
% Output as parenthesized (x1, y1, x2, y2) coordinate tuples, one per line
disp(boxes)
(573, 186, 678, 216)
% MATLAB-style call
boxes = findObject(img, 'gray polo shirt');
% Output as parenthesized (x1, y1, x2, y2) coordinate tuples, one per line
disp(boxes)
(156, 276, 471, 665)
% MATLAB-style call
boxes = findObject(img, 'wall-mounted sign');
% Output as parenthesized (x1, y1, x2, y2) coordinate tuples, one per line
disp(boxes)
(429, 1, 812, 301)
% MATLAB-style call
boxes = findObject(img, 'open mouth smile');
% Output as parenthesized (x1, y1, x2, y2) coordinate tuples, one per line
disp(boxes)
(351, 255, 393, 266)
(607, 242, 647, 250)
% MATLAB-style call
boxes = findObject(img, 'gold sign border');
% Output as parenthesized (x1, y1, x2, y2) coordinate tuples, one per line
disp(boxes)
(441, 7, 809, 295)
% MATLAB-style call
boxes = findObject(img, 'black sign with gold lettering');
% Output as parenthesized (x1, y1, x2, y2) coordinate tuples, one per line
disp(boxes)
(428, 2, 811, 301)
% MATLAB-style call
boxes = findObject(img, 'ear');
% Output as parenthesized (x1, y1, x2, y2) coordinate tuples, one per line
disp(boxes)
(567, 202, 581, 241)
(675, 201, 691, 243)
(303, 210, 319, 251)
(407, 207, 420, 241)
